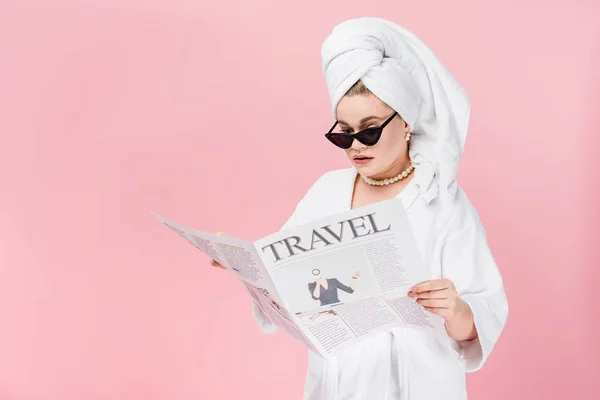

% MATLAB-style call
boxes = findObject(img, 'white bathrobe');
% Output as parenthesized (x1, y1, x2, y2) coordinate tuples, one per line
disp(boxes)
(251, 166, 509, 400)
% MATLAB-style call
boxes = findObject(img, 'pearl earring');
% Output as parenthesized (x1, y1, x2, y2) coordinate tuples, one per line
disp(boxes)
(405, 132, 411, 141)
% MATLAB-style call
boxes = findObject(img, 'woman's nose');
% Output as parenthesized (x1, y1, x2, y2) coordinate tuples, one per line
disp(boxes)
(350, 138, 366, 151)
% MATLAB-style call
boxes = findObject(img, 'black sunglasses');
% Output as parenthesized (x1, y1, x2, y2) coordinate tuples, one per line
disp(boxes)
(325, 111, 398, 149)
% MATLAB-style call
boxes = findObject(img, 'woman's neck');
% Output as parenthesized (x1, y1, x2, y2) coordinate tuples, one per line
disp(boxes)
(351, 164, 415, 209)
(366, 155, 413, 182)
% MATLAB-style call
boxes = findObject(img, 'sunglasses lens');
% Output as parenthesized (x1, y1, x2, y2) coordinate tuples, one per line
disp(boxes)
(357, 128, 381, 146)
(326, 134, 353, 149)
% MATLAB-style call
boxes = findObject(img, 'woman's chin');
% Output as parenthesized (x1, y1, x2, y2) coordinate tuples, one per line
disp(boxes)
(354, 162, 378, 175)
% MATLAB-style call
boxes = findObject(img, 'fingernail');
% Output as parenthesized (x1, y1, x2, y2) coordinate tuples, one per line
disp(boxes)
(407, 291, 413, 297)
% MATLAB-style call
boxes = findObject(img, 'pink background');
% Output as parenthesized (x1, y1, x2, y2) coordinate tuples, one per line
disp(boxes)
(1, 1, 599, 399)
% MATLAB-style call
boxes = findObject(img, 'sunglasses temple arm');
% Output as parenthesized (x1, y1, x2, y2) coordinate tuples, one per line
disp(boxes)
(327, 120, 339, 133)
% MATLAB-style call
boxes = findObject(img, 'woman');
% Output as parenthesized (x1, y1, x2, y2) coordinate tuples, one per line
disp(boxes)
(213, 17, 508, 400)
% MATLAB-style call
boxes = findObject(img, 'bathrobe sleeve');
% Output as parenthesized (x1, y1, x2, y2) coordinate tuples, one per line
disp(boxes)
(250, 195, 309, 334)
(440, 199, 509, 372)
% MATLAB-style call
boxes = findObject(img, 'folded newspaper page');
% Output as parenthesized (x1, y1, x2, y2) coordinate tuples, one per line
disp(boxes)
(154, 197, 449, 359)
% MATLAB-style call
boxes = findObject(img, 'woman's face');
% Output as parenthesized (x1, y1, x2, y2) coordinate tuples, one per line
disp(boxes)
(335, 93, 410, 178)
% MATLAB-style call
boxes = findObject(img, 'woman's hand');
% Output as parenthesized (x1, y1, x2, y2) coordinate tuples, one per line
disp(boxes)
(408, 279, 477, 342)
(353, 271, 361, 279)
(210, 260, 226, 269)
(407, 279, 460, 318)
(210, 232, 227, 269)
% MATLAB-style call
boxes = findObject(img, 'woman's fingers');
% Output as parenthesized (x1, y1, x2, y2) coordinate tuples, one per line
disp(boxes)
(410, 279, 453, 294)
(422, 306, 452, 318)
(416, 298, 450, 308)
(409, 289, 449, 299)
(406, 280, 462, 320)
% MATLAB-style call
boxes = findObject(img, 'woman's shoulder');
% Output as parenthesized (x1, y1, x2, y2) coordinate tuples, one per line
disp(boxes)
(300, 167, 354, 202)
(309, 167, 355, 189)
(281, 167, 354, 229)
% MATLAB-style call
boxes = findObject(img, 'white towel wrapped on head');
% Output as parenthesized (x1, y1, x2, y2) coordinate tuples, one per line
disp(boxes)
(321, 17, 471, 203)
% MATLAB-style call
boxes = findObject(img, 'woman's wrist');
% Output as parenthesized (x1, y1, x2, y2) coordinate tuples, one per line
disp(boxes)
(444, 298, 478, 342)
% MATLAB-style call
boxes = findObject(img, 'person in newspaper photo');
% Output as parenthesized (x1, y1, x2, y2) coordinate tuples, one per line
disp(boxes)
(308, 268, 360, 306)
(211, 17, 508, 400)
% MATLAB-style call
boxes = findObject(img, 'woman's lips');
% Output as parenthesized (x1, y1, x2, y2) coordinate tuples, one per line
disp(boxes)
(353, 156, 373, 165)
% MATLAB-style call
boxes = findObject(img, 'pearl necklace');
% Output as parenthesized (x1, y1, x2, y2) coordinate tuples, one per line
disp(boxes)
(361, 163, 415, 186)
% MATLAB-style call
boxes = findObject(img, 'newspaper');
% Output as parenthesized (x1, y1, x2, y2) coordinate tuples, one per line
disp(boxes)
(153, 197, 449, 359)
